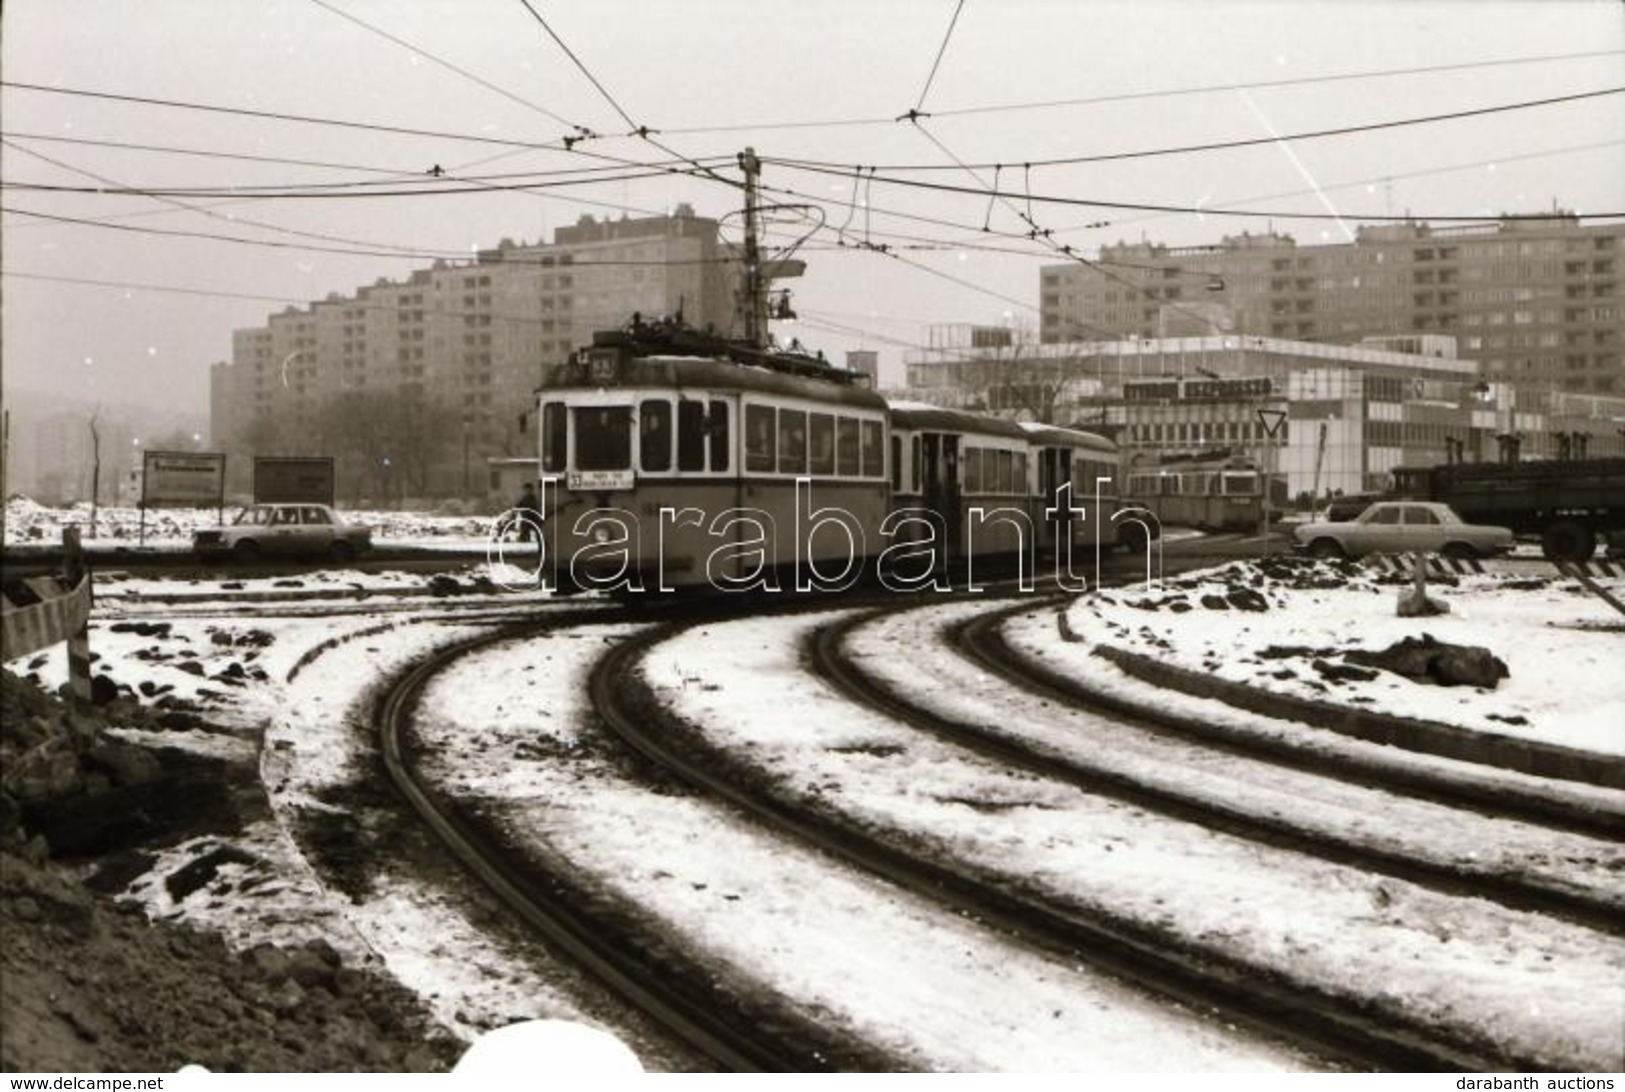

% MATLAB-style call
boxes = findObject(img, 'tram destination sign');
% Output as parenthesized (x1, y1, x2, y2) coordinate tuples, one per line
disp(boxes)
(142, 450, 226, 507)
(567, 469, 635, 492)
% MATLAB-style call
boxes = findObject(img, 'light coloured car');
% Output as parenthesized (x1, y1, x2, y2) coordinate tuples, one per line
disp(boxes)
(194, 503, 372, 562)
(1293, 501, 1513, 560)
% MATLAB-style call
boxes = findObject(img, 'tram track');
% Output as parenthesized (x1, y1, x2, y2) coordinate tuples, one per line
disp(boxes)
(592, 607, 1546, 1072)
(803, 599, 1623, 936)
(958, 599, 1625, 840)
(371, 601, 903, 1072)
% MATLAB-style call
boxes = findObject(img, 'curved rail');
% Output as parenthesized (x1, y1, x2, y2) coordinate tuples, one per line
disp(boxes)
(373, 608, 856, 1072)
(590, 611, 1532, 1072)
(803, 603, 1622, 936)
(959, 599, 1625, 840)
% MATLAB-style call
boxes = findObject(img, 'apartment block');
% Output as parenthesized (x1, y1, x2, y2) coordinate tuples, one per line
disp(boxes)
(1039, 213, 1623, 395)
(211, 206, 738, 499)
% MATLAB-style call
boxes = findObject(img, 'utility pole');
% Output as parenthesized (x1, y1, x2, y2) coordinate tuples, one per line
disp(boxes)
(739, 147, 768, 350)
(88, 411, 102, 539)
(1, 409, 8, 548)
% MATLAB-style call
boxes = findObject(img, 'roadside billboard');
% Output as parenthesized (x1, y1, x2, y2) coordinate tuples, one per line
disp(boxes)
(253, 456, 336, 506)
(142, 450, 227, 507)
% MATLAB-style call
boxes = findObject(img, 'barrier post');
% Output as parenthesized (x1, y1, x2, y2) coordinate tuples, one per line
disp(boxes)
(63, 526, 93, 703)
(1558, 560, 1625, 618)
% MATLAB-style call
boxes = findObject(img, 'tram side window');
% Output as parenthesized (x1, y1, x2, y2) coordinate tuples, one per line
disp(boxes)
(965, 449, 983, 494)
(836, 418, 860, 476)
(809, 413, 835, 475)
(778, 409, 808, 474)
(890, 436, 902, 491)
(574, 406, 631, 471)
(677, 401, 705, 472)
(911, 436, 922, 492)
(745, 404, 775, 473)
(708, 400, 730, 472)
(861, 420, 884, 478)
(1083, 460, 1114, 495)
(541, 402, 566, 473)
(640, 400, 672, 473)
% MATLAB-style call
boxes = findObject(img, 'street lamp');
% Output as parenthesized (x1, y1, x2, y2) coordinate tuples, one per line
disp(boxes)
(462, 416, 472, 494)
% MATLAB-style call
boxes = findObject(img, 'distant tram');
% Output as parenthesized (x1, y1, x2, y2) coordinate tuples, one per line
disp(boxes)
(1125, 453, 1265, 533)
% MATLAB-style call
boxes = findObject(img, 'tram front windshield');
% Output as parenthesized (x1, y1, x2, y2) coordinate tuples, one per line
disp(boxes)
(574, 406, 631, 471)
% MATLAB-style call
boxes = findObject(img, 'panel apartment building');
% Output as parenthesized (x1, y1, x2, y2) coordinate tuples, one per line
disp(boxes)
(1038, 213, 1623, 395)
(211, 206, 737, 500)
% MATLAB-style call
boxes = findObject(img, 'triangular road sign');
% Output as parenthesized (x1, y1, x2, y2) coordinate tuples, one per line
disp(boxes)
(1256, 408, 1288, 438)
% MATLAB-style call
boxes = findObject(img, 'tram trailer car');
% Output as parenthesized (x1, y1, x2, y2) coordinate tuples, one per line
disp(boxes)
(888, 402, 1033, 562)
(533, 326, 1148, 592)
(1020, 422, 1156, 554)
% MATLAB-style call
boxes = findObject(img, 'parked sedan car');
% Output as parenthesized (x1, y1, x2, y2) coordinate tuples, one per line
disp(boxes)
(194, 503, 372, 562)
(1293, 501, 1513, 560)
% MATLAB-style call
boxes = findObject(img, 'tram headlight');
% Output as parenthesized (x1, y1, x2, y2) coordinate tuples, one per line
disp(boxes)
(593, 526, 612, 544)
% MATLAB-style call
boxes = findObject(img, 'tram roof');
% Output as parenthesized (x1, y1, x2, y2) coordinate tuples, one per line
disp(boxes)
(540, 354, 889, 411)
(884, 401, 1032, 440)
(1017, 421, 1118, 453)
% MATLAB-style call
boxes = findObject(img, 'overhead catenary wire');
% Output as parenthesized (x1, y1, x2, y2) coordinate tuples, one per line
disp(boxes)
(308, 0, 584, 131)
(0, 132, 697, 231)
(0, 130, 459, 178)
(512, 0, 639, 133)
(891, 118, 1204, 339)
(12, 128, 1613, 315)
(2, 137, 472, 261)
(910, 0, 968, 116)
(0, 268, 660, 332)
(744, 145, 1625, 259)
(506, 0, 745, 201)
(651, 47, 1625, 134)
(0, 163, 724, 200)
(767, 84, 1625, 173)
(755, 158, 1625, 224)
(7, 76, 1616, 214)
(13, 151, 1619, 224)
(0, 204, 760, 267)
(1053, 137, 1625, 236)
(10, 25, 1620, 380)
(0, 80, 589, 153)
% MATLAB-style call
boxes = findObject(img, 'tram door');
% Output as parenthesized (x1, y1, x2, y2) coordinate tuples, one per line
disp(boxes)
(1038, 447, 1075, 550)
(919, 433, 963, 557)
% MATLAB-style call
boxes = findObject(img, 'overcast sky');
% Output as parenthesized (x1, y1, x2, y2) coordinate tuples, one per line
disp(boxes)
(3, 0, 1621, 414)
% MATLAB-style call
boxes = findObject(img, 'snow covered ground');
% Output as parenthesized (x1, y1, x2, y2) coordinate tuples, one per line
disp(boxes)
(4, 497, 498, 550)
(641, 611, 1625, 1070)
(845, 598, 1625, 907)
(7, 555, 1623, 1070)
(1036, 558, 1625, 757)
(411, 627, 1313, 1071)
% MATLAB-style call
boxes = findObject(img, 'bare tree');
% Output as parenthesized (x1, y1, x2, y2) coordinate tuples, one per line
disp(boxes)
(962, 324, 1084, 424)
(313, 389, 459, 501)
